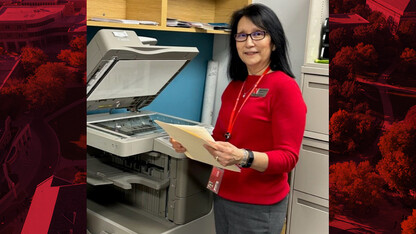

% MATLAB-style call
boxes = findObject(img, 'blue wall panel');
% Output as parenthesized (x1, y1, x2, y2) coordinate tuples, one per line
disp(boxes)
(87, 27, 214, 121)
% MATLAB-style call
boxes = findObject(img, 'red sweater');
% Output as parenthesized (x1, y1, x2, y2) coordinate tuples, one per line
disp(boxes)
(212, 71, 307, 205)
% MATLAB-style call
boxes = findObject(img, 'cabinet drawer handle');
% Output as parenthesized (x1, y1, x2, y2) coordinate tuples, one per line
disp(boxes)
(308, 81, 328, 90)
(297, 198, 328, 212)
(302, 145, 328, 156)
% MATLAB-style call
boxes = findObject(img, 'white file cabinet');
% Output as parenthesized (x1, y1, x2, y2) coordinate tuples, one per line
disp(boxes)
(293, 137, 328, 200)
(289, 191, 329, 234)
(301, 73, 329, 136)
(287, 67, 329, 234)
(286, 0, 329, 232)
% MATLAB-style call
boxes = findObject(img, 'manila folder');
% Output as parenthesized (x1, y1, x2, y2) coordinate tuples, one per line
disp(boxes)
(155, 120, 240, 172)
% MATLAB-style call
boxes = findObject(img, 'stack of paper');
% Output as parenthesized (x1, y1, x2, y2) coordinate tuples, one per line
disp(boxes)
(166, 18, 192, 28)
(90, 18, 159, 25)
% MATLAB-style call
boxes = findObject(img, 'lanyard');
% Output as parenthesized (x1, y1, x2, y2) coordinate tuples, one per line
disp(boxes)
(224, 66, 271, 141)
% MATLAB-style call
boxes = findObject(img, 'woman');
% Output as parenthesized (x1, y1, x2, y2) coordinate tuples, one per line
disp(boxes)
(171, 3, 306, 233)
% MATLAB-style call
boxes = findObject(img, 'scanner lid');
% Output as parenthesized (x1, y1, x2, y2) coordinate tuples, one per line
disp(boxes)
(86, 29, 199, 112)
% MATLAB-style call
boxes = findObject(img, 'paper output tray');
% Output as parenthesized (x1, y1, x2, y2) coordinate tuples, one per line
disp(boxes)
(87, 156, 170, 190)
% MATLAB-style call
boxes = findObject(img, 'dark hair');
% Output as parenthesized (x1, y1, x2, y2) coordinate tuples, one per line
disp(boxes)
(228, 3, 294, 81)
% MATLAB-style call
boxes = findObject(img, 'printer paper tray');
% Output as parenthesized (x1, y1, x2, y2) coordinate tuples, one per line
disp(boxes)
(87, 156, 169, 190)
(87, 200, 216, 234)
(87, 200, 176, 234)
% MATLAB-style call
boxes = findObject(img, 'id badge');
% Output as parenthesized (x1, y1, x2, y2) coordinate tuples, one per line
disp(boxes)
(207, 167, 224, 194)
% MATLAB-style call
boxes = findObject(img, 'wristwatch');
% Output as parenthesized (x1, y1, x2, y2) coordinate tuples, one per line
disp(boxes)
(241, 149, 254, 168)
(238, 149, 248, 167)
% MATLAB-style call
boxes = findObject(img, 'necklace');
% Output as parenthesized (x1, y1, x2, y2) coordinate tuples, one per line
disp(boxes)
(241, 71, 265, 98)
(242, 82, 248, 98)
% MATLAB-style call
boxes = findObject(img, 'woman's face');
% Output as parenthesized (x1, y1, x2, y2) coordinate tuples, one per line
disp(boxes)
(236, 16, 274, 75)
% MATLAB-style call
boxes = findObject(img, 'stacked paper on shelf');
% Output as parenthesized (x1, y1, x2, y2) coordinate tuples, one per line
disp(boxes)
(167, 18, 192, 28)
(90, 18, 159, 25)
(166, 18, 229, 31)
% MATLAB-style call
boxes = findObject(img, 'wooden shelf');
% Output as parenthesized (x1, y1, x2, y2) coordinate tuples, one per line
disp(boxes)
(87, 0, 251, 34)
(87, 20, 230, 34)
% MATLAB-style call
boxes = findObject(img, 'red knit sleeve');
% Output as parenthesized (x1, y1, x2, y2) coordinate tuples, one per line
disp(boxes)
(263, 77, 307, 175)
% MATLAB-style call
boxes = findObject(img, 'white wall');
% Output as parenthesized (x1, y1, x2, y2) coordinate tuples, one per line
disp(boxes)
(254, 0, 310, 81)
(211, 0, 310, 124)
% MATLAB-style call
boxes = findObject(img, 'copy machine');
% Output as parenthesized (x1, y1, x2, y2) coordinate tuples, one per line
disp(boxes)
(86, 29, 215, 234)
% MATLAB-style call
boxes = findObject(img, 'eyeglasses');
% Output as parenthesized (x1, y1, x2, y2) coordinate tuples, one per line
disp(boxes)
(234, 31, 267, 42)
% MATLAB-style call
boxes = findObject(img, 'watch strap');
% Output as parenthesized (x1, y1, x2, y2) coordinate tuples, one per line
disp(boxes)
(242, 149, 254, 168)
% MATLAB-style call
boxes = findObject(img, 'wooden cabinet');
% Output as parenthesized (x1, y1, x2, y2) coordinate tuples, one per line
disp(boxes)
(87, 0, 251, 34)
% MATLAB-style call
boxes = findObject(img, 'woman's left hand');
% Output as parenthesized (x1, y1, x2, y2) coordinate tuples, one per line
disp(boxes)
(203, 141, 245, 167)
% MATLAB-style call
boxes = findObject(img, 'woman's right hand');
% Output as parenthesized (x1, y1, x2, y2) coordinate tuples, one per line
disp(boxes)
(169, 137, 187, 153)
